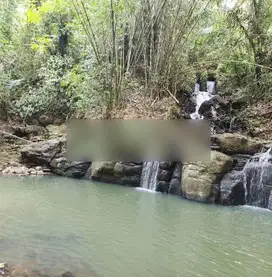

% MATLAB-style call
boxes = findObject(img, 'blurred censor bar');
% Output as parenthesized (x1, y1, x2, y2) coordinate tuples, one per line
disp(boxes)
(67, 120, 210, 162)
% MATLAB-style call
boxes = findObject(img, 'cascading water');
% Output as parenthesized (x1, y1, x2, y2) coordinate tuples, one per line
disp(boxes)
(139, 79, 217, 192)
(139, 161, 160, 191)
(190, 81, 217, 120)
(243, 148, 272, 208)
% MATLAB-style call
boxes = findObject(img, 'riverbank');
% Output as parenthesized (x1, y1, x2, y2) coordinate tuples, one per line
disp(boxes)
(0, 91, 272, 210)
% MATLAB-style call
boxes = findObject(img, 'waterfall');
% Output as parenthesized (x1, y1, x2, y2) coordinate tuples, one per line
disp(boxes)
(243, 148, 272, 208)
(138, 80, 217, 192)
(190, 81, 217, 120)
(139, 161, 160, 191)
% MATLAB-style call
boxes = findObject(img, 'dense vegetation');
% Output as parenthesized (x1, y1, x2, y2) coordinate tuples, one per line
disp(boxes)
(0, 0, 272, 122)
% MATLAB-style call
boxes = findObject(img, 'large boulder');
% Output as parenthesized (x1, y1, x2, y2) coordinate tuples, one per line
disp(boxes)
(215, 133, 262, 155)
(181, 151, 233, 203)
(21, 138, 66, 166)
(50, 157, 91, 178)
(90, 161, 142, 186)
(21, 138, 91, 178)
(91, 161, 116, 179)
(219, 171, 245, 205)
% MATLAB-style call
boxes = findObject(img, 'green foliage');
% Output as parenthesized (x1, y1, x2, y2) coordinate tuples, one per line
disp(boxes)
(1, 0, 272, 122)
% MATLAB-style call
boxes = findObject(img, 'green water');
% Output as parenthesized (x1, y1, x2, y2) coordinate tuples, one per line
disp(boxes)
(0, 176, 272, 277)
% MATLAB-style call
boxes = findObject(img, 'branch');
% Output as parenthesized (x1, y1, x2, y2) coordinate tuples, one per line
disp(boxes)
(0, 130, 31, 143)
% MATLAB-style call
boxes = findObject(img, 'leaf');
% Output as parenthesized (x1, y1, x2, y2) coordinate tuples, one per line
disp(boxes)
(26, 9, 42, 24)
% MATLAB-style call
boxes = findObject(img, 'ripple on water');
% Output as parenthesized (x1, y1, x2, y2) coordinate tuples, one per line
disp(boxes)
(1, 177, 272, 277)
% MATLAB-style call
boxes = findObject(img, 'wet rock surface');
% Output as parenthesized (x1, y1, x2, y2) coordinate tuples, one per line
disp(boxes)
(181, 151, 233, 203)
(243, 151, 272, 209)
(90, 161, 142, 186)
(219, 171, 245, 205)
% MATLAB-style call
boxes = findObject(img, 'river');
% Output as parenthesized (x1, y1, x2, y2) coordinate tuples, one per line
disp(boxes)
(0, 176, 272, 277)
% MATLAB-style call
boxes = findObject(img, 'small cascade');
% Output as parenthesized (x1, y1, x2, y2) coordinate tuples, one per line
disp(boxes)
(190, 80, 217, 120)
(243, 148, 272, 208)
(139, 161, 160, 191)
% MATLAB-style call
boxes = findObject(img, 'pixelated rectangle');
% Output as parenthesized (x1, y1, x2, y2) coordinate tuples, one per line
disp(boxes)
(67, 119, 210, 162)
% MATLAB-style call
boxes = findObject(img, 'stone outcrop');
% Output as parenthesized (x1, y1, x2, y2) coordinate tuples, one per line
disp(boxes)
(218, 154, 251, 205)
(20, 138, 91, 178)
(168, 163, 182, 195)
(219, 171, 245, 205)
(21, 138, 65, 166)
(214, 133, 262, 155)
(181, 151, 233, 203)
(90, 161, 142, 186)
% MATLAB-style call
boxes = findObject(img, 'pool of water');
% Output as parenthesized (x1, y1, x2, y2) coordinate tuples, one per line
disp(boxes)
(0, 176, 272, 277)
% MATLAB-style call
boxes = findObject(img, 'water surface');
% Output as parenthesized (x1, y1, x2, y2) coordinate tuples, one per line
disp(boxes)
(0, 176, 272, 277)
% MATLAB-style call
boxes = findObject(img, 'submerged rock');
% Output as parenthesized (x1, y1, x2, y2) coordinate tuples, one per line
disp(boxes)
(181, 151, 233, 203)
(61, 271, 75, 277)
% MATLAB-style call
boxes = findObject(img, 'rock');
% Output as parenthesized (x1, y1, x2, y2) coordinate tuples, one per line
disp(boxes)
(261, 143, 272, 153)
(50, 157, 91, 178)
(9, 161, 19, 167)
(61, 271, 75, 277)
(168, 178, 180, 195)
(38, 115, 54, 127)
(2, 167, 11, 175)
(215, 133, 262, 155)
(11, 125, 46, 138)
(198, 99, 214, 116)
(172, 163, 182, 179)
(181, 151, 233, 203)
(219, 171, 245, 205)
(156, 181, 169, 193)
(21, 138, 66, 166)
(158, 169, 172, 182)
(232, 154, 251, 171)
(54, 118, 63, 125)
(0, 263, 7, 270)
(46, 124, 67, 139)
(159, 162, 176, 170)
(91, 161, 141, 186)
(268, 191, 272, 211)
(91, 161, 116, 179)
(10, 264, 29, 277)
(114, 162, 142, 176)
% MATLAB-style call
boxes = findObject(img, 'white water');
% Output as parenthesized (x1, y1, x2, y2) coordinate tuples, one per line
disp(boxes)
(139, 161, 160, 191)
(135, 187, 158, 193)
(139, 81, 217, 191)
(190, 81, 217, 120)
(243, 148, 272, 207)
